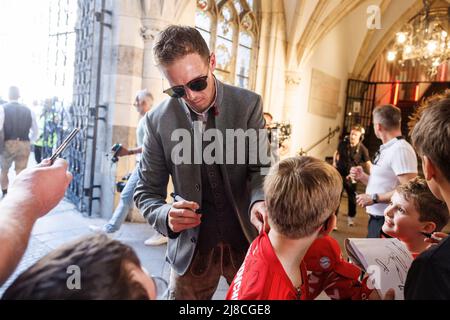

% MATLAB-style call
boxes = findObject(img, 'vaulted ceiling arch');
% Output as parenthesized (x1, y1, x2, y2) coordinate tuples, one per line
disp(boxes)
(351, 0, 424, 79)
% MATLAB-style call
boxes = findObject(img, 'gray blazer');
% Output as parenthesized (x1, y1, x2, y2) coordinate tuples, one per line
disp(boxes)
(134, 80, 269, 275)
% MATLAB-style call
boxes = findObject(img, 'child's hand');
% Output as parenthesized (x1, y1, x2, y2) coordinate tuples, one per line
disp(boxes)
(368, 289, 395, 300)
(424, 232, 448, 245)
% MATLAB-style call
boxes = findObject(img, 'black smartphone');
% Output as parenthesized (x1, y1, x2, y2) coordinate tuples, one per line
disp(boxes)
(49, 128, 80, 164)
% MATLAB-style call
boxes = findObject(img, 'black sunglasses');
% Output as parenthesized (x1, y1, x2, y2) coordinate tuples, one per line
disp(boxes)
(163, 75, 209, 98)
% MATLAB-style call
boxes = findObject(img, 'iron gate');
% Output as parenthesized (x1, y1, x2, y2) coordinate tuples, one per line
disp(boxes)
(43, 0, 107, 215)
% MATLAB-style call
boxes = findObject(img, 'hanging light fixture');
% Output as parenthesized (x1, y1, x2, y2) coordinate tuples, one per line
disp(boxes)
(386, 0, 450, 76)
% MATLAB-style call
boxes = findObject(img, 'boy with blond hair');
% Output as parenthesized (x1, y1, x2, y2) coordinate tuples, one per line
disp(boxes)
(227, 156, 372, 300)
(404, 90, 450, 299)
(382, 178, 449, 258)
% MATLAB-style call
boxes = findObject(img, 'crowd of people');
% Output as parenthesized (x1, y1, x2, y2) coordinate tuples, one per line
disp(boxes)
(0, 25, 449, 300)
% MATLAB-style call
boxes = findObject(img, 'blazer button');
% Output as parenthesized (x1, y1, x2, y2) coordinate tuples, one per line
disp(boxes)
(195, 184, 200, 191)
(190, 237, 197, 243)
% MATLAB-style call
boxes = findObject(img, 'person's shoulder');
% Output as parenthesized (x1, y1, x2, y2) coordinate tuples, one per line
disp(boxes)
(246, 233, 277, 272)
(221, 81, 260, 103)
(417, 237, 450, 263)
(394, 138, 415, 152)
(2, 102, 14, 108)
(304, 236, 361, 279)
(227, 236, 272, 300)
(304, 236, 342, 271)
(146, 98, 178, 121)
(360, 142, 369, 152)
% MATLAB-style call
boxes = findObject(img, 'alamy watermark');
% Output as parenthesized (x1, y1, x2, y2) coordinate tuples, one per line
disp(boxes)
(170, 121, 277, 175)
(66, 265, 81, 290)
(367, 5, 381, 30)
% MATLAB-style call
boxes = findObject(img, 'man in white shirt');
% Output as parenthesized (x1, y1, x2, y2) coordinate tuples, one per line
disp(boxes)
(0, 86, 39, 197)
(350, 104, 417, 238)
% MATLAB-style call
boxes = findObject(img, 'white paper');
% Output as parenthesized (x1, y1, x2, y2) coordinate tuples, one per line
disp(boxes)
(345, 238, 414, 300)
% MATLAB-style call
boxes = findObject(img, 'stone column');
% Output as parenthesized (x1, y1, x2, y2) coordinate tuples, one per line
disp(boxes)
(255, 0, 286, 119)
(140, 21, 168, 104)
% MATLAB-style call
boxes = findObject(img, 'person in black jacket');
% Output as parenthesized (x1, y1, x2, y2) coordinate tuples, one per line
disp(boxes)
(333, 126, 371, 227)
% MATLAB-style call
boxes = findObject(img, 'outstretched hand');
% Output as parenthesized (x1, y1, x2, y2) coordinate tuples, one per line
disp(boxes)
(8, 158, 72, 218)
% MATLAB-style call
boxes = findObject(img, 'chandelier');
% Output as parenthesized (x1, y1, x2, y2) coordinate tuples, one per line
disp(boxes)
(386, 0, 450, 76)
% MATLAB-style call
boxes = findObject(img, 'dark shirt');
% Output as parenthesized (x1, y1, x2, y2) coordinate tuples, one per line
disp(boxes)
(336, 138, 370, 176)
(191, 107, 248, 253)
(404, 236, 450, 300)
(3, 102, 32, 141)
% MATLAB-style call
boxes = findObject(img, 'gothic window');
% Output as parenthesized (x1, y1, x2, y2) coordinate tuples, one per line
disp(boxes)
(195, 0, 259, 90)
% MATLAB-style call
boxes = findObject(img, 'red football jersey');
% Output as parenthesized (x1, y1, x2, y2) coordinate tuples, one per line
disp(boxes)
(304, 235, 373, 300)
(226, 232, 309, 300)
(226, 233, 372, 300)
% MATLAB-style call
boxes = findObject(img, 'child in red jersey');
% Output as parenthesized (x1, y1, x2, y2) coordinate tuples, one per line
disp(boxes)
(382, 177, 449, 258)
(227, 156, 372, 300)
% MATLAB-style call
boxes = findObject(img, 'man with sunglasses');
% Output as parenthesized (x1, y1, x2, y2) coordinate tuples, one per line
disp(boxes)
(349, 105, 417, 238)
(134, 26, 269, 299)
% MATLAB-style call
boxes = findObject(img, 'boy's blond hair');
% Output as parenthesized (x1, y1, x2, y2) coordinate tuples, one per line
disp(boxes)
(264, 156, 342, 239)
(396, 178, 449, 232)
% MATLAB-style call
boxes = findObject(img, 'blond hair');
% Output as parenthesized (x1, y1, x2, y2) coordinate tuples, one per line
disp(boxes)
(264, 156, 342, 239)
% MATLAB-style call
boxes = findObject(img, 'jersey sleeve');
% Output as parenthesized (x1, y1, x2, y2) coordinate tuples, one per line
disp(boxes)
(304, 236, 373, 300)
(307, 266, 373, 300)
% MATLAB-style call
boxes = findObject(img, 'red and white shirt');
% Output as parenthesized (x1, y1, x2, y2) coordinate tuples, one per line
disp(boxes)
(226, 231, 309, 300)
(226, 233, 372, 300)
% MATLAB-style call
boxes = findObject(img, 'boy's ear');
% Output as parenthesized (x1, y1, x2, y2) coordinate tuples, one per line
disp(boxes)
(319, 214, 337, 237)
(422, 156, 436, 181)
(422, 221, 437, 234)
(209, 52, 216, 72)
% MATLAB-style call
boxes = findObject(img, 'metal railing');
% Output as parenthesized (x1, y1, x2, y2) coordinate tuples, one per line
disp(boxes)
(297, 126, 340, 156)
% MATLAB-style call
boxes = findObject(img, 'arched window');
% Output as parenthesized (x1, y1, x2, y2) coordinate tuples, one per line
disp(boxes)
(195, 0, 259, 90)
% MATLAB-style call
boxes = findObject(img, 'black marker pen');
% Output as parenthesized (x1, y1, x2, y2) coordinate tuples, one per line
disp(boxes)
(170, 193, 201, 214)
(420, 231, 433, 238)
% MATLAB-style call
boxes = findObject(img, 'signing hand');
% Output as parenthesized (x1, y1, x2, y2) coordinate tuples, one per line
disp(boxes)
(250, 201, 269, 233)
(168, 200, 202, 233)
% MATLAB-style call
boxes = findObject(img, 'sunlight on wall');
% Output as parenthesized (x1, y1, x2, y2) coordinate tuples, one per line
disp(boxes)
(0, 0, 51, 105)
